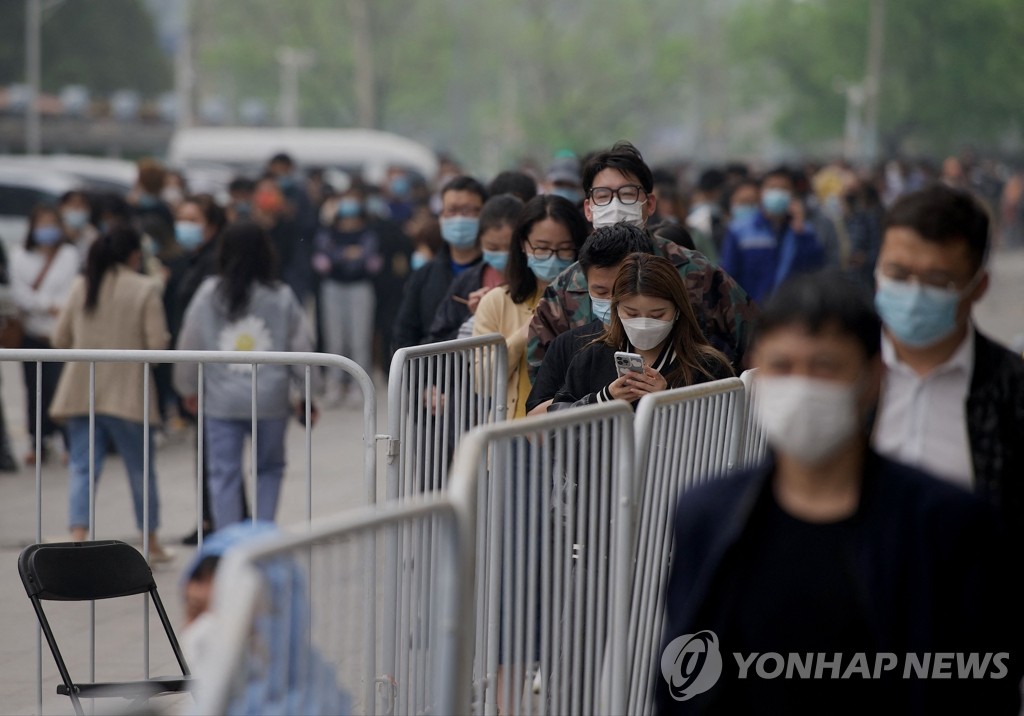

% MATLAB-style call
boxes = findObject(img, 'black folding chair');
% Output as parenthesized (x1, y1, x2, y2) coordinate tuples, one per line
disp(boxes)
(18, 540, 194, 716)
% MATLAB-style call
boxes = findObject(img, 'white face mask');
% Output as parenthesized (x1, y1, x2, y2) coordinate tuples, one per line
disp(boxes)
(590, 198, 645, 228)
(753, 375, 860, 465)
(620, 316, 674, 350)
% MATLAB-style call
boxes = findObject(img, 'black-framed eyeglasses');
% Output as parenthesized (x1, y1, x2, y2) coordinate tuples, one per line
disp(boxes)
(587, 185, 647, 206)
(526, 241, 577, 261)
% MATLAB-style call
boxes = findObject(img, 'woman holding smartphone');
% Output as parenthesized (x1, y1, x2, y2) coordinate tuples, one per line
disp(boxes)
(552, 252, 733, 409)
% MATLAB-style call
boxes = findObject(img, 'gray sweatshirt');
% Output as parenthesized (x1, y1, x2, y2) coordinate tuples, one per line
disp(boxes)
(173, 277, 314, 420)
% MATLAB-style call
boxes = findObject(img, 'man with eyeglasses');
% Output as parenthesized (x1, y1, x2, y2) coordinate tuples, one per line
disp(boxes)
(872, 183, 1024, 551)
(526, 141, 757, 381)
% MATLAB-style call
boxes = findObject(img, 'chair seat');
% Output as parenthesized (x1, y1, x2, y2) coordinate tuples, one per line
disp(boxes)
(57, 675, 195, 698)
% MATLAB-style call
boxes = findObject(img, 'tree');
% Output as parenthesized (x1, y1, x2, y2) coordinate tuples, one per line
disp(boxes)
(0, 0, 172, 95)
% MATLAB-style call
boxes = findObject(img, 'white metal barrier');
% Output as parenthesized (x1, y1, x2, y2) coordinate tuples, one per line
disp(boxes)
(385, 334, 508, 497)
(0, 348, 376, 716)
(194, 493, 476, 716)
(736, 369, 768, 469)
(448, 401, 636, 716)
(626, 377, 746, 716)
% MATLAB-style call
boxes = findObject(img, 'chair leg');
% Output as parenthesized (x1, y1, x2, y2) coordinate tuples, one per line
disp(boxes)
(30, 598, 84, 716)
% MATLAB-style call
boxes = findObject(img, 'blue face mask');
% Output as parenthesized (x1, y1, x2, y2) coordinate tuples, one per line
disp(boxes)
(731, 204, 759, 224)
(874, 274, 966, 347)
(33, 225, 63, 246)
(410, 252, 429, 271)
(527, 254, 573, 283)
(62, 209, 89, 231)
(761, 188, 792, 216)
(175, 221, 205, 250)
(389, 176, 411, 199)
(482, 249, 509, 272)
(337, 198, 363, 219)
(440, 216, 479, 248)
(590, 295, 612, 324)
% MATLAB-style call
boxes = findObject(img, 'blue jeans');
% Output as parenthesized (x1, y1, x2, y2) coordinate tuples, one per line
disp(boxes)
(205, 417, 288, 530)
(67, 416, 159, 532)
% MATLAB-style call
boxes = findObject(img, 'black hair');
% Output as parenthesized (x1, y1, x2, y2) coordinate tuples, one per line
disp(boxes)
(582, 141, 654, 193)
(762, 165, 794, 185)
(58, 190, 90, 207)
(478, 193, 524, 236)
(652, 223, 697, 251)
(188, 555, 221, 583)
(697, 168, 727, 194)
(725, 178, 761, 208)
(487, 171, 537, 203)
(883, 183, 990, 272)
(578, 223, 656, 273)
(440, 175, 489, 203)
(506, 195, 588, 304)
(268, 152, 294, 168)
(216, 220, 280, 320)
(96, 192, 133, 225)
(228, 177, 257, 194)
(752, 270, 881, 360)
(84, 227, 142, 313)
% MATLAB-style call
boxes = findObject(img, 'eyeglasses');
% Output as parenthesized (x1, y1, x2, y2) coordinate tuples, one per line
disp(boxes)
(526, 241, 577, 261)
(587, 185, 647, 206)
(875, 266, 971, 292)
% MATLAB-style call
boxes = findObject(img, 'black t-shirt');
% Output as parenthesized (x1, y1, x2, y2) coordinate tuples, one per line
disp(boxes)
(703, 486, 876, 714)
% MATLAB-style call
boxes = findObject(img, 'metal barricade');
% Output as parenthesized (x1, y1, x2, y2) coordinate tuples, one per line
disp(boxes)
(385, 334, 508, 498)
(193, 492, 476, 716)
(448, 401, 636, 715)
(626, 378, 746, 716)
(735, 368, 768, 469)
(0, 348, 376, 716)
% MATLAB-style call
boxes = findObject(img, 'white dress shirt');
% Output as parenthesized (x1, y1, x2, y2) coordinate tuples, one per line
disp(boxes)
(10, 244, 81, 339)
(873, 330, 975, 489)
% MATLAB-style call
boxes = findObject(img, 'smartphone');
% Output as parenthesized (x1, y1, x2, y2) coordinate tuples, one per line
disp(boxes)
(614, 351, 645, 378)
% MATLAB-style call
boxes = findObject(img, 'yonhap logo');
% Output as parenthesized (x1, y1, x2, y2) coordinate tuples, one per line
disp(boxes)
(661, 630, 723, 701)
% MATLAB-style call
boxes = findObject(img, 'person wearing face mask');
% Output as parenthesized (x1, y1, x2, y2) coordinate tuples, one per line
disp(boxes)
(552, 253, 733, 411)
(392, 176, 488, 352)
(10, 205, 79, 465)
(427, 193, 524, 343)
(718, 167, 825, 304)
(57, 190, 99, 267)
(871, 184, 1024, 553)
(526, 141, 756, 386)
(472, 195, 588, 418)
(544, 155, 585, 206)
(312, 184, 384, 406)
(655, 271, 1021, 715)
(525, 223, 655, 416)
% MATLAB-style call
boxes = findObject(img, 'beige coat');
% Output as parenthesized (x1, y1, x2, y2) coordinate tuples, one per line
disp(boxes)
(472, 286, 542, 419)
(49, 266, 169, 424)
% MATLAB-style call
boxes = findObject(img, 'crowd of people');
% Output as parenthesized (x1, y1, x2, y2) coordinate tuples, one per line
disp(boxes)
(0, 137, 1022, 709)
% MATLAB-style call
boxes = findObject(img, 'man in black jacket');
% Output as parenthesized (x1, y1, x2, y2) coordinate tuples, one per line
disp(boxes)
(391, 176, 487, 353)
(871, 184, 1024, 553)
(656, 272, 1020, 715)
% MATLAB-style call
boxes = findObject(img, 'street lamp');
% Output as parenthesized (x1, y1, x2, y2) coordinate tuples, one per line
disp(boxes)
(276, 47, 315, 128)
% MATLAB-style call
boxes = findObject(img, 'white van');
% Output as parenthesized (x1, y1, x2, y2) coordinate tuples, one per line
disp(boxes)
(166, 127, 438, 184)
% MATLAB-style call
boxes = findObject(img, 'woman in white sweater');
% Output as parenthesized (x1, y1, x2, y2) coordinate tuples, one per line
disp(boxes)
(10, 205, 79, 464)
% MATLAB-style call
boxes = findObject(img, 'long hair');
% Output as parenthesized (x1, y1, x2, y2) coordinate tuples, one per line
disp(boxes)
(505, 195, 588, 304)
(84, 227, 142, 313)
(599, 253, 732, 386)
(216, 220, 279, 320)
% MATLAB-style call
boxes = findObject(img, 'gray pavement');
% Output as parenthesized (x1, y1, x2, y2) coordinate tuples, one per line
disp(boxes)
(0, 247, 1020, 716)
(0, 366, 384, 716)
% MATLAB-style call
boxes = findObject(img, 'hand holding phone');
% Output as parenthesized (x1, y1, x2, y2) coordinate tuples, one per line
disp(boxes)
(614, 351, 645, 378)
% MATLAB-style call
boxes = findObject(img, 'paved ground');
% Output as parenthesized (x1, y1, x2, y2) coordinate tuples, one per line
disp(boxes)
(0, 246, 1020, 715)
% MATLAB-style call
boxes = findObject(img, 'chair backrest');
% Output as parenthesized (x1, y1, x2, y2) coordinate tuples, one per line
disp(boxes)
(20, 541, 155, 602)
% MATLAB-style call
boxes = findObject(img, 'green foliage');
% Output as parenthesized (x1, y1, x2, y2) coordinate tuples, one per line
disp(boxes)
(727, 0, 1024, 155)
(0, 0, 172, 95)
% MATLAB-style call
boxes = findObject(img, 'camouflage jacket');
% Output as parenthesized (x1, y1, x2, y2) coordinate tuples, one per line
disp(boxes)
(526, 237, 758, 382)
